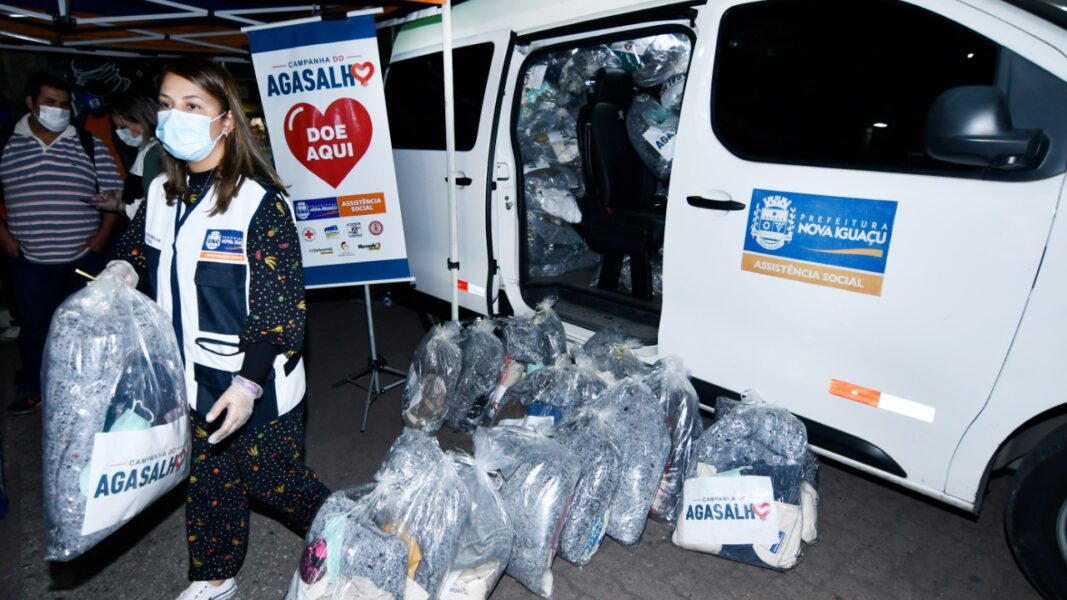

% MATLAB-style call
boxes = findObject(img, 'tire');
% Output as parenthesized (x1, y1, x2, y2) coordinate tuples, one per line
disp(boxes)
(1006, 422, 1067, 600)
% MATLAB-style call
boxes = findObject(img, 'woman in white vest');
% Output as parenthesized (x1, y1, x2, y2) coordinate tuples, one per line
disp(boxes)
(109, 58, 329, 600)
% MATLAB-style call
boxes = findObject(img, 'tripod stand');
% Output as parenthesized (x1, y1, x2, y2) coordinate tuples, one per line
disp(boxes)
(337, 285, 406, 432)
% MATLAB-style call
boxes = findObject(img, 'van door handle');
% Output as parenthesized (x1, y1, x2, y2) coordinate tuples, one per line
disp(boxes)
(446, 175, 474, 187)
(687, 196, 746, 211)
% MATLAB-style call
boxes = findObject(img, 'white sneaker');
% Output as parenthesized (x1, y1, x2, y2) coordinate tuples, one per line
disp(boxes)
(0, 325, 18, 342)
(176, 579, 236, 600)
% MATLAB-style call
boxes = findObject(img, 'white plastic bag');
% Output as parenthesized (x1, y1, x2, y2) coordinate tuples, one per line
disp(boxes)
(43, 266, 189, 560)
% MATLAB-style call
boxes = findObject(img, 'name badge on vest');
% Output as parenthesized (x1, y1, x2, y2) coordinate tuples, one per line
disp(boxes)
(199, 229, 246, 263)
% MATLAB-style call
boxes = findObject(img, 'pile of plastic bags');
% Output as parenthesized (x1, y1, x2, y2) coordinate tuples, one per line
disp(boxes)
(301, 312, 818, 598)
(42, 264, 189, 560)
(516, 32, 690, 283)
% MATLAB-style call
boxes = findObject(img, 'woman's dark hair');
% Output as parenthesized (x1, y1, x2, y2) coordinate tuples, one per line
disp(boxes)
(158, 58, 286, 214)
(110, 93, 158, 144)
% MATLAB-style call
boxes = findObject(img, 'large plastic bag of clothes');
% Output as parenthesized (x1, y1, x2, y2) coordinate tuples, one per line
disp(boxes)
(503, 314, 546, 366)
(611, 33, 691, 87)
(627, 94, 679, 182)
(43, 264, 189, 561)
(442, 452, 513, 600)
(579, 324, 650, 382)
(559, 45, 623, 94)
(532, 298, 567, 364)
(287, 484, 410, 600)
(644, 357, 704, 526)
(445, 319, 505, 433)
(498, 356, 605, 424)
(525, 177, 581, 224)
(402, 321, 463, 433)
(672, 393, 819, 570)
(551, 410, 621, 566)
(659, 74, 686, 110)
(483, 357, 526, 424)
(589, 378, 670, 546)
(589, 253, 664, 297)
(474, 425, 581, 598)
(526, 212, 601, 279)
(377, 431, 472, 596)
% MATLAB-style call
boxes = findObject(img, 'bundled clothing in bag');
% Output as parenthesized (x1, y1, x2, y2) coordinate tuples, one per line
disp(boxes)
(590, 378, 670, 545)
(42, 265, 189, 561)
(473, 425, 581, 598)
(644, 357, 704, 526)
(551, 410, 621, 566)
(499, 356, 604, 425)
(290, 432, 471, 599)
(443, 452, 513, 600)
(444, 319, 505, 433)
(626, 94, 679, 182)
(579, 325, 650, 382)
(672, 394, 819, 570)
(402, 322, 463, 433)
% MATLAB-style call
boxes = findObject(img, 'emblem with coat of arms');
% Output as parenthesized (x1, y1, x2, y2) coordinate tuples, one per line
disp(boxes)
(750, 195, 796, 251)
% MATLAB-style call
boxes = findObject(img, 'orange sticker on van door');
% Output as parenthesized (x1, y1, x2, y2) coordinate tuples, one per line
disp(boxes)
(829, 379, 881, 407)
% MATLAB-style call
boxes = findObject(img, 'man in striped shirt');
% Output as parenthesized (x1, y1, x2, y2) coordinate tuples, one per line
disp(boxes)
(0, 73, 123, 414)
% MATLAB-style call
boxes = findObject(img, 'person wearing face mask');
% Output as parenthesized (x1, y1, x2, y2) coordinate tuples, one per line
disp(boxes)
(0, 72, 124, 415)
(109, 58, 329, 600)
(89, 93, 162, 222)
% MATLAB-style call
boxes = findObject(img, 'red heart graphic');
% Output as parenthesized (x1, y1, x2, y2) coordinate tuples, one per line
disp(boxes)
(351, 62, 375, 86)
(752, 502, 772, 521)
(284, 99, 372, 188)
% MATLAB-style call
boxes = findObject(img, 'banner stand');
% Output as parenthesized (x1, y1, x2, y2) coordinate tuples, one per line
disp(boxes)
(333, 285, 407, 432)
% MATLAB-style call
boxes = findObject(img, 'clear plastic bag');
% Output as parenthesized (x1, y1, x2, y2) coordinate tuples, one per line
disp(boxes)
(675, 394, 819, 570)
(288, 485, 409, 600)
(659, 73, 686, 110)
(611, 33, 691, 88)
(643, 357, 703, 526)
(626, 94, 679, 182)
(526, 211, 601, 279)
(402, 321, 464, 433)
(446, 319, 506, 433)
(499, 356, 605, 424)
(503, 315, 545, 366)
(589, 253, 664, 297)
(375, 427, 442, 483)
(473, 425, 581, 598)
(551, 410, 621, 566)
(443, 452, 513, 600)
(526, 182, 582, 224)
(43, 266, 189, 561)
(559, 45, 623, 94)
(581, 325, 650, 381)
(532, 298, 567, 363)
(589, 378, 670, 546)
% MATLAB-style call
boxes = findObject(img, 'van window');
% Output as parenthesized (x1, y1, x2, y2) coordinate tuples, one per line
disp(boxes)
(385, 42, 495, 151)
(712, 0, 999, 174)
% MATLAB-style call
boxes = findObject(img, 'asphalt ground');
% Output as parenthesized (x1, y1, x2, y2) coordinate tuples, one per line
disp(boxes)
(0, 288, 1042, 599)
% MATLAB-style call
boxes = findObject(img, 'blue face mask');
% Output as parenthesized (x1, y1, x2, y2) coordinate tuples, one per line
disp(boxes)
(156, 109, 227, 162)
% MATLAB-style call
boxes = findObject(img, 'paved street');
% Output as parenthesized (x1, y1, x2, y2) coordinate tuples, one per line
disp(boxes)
(0, 290, 1041, 599)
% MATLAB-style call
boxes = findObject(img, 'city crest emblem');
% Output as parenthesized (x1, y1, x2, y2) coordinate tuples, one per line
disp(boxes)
(750, 195, 796, 251)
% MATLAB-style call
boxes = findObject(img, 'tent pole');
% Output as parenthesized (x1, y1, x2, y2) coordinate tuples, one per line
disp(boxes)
(442, 0, 459, 322)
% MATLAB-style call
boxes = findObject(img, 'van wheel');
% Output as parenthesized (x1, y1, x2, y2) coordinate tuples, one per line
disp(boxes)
(1006, 422, 1067, 599)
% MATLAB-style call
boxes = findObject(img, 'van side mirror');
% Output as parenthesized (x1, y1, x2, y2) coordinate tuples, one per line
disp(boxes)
(924, 85, 1048, 170)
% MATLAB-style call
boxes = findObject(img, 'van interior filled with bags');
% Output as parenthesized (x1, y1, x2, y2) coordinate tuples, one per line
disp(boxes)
(514, 30, 691, 343)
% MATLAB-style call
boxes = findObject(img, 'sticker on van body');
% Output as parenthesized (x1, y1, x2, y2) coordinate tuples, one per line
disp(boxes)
(741, 189, 897, 296)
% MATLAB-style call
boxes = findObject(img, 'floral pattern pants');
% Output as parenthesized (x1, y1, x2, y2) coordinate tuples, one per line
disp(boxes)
(186, 407, 329, 581)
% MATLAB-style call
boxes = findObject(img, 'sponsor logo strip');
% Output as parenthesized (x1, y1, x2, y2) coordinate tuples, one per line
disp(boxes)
(829, 379, 935, 423)
(741, 253, 883, 296)
(293, 197, 340, 221)
(338, 192, 386, 217)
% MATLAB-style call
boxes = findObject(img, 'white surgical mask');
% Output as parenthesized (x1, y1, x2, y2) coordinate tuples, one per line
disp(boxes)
(115, 127, 143, 147)
(156, 109, 227, 162)
(36, 105, 71, 133)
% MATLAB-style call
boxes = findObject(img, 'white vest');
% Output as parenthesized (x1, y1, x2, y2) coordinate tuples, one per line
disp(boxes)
(143, 175, 305, 424)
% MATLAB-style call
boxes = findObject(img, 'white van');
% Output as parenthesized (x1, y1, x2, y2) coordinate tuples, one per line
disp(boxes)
(383, 0, 1067, 595)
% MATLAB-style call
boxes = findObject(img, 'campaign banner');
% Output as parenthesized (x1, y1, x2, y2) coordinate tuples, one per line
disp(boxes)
(741, 189, 898, 296)
(247, 16, 411, 288)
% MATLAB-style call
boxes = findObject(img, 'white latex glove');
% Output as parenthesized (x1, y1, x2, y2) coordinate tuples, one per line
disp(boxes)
(206, 380, 257, 444)
(82, 189, 123, 212)
(100, 260, 139, 287)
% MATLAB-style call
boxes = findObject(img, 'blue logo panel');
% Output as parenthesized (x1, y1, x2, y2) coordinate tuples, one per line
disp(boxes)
(293, 197, 340, 221)
(744, 189, 898, 274)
